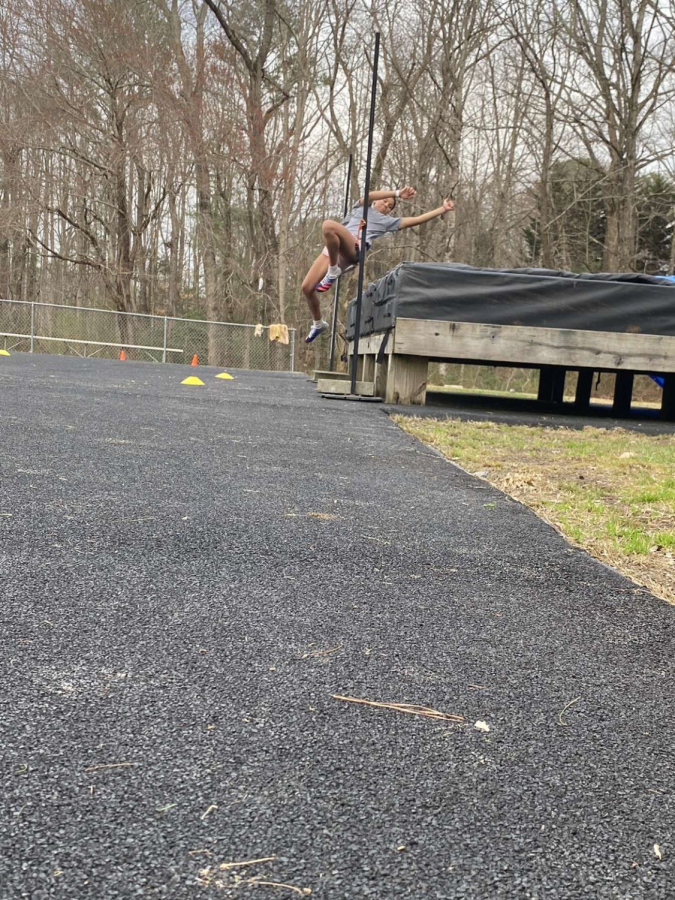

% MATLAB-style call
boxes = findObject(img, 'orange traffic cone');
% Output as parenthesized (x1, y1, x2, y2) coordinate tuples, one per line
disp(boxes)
(119, 350, 127, 361)
(191, 354, 199, 367)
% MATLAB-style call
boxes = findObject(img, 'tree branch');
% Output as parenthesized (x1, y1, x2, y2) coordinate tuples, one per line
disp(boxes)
(201, 0, 254, 71)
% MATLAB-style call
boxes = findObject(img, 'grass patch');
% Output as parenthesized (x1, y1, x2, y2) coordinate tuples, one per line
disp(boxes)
(394, 416, 675, 604)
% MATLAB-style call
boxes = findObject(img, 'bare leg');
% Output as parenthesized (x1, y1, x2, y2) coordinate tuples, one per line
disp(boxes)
(301, 222, 360, 321)
(322, 219, 360, 267)
(301, 254, 330, 319)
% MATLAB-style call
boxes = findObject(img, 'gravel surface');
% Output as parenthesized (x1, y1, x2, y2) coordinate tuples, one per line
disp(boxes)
(2, 353, 674, 899)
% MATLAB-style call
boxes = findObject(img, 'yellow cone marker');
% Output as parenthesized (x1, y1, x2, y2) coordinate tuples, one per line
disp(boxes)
(0, 349, 10, 356)
(215, 372, 234, 380)
(181, 376, 205, 386)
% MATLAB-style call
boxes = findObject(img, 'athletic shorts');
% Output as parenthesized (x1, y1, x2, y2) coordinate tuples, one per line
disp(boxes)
(322, 236, 368, 267)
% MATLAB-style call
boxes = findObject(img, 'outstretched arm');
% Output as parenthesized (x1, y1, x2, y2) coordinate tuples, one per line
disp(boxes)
(398, 198, 454, 230)
(357, 186, 417, 204)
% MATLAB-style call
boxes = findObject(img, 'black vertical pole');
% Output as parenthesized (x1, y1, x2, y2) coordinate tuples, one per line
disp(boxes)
(350, 32, 380, 396)
(329, 153, 353, 372)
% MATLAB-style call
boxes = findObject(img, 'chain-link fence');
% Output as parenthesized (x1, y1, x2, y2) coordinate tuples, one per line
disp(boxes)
(0, 299, 296, 371)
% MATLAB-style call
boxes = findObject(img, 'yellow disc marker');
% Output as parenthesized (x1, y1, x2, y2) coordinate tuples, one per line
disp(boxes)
(181, 376, 205, 386)
(215, 372, 234, 380)
(0, 350, 10, 356)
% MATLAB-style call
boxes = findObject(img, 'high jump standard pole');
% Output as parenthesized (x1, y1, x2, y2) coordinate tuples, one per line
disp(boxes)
(350, 31, 380, 396)
(329, 153, 353, 372)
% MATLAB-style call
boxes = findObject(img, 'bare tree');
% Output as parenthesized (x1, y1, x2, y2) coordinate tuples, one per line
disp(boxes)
(203, 0, 293, 322)
(558, 0, 675, 270)
(14, 0, 167, 344)
(503, 0, 570, 267)
(380, 0, 495, 263)
(152, 0, 226, 358)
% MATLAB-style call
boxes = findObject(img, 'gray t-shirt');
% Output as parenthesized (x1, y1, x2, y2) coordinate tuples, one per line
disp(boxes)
(342, 202, 401, 246)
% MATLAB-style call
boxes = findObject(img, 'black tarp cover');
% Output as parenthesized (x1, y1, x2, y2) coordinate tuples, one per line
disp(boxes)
(345, 263, 675, 339)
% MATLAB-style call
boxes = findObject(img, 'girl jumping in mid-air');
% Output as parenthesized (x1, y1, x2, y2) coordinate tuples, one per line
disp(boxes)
(302, 186, 454, 342)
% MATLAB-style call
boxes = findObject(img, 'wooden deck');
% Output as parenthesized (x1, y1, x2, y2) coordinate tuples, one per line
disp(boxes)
(346, 318, 675, 420)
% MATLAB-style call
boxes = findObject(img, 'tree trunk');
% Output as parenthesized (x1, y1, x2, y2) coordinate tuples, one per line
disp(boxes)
(539, 95, 555, 268)
(195, 158, 220, 361)
(0, 150, 14, 299)
(167, 187, 180, 317)
(603, 161, 636, 272)
(247, 72, 278, 323)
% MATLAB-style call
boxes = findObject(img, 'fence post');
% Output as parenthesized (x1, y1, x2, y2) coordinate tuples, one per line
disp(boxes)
(162, 316, 168, 363)
(30, 302, 35, 353)
(290, 329, 295, 373)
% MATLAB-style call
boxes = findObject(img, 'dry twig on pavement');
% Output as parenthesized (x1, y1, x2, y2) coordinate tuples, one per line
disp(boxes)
(332, 694, 464, 722)
(243, 879, 311, 895)
(558, 696, 582, 726)
(219, 857, 277, 870)
(83, 762, 135, 773)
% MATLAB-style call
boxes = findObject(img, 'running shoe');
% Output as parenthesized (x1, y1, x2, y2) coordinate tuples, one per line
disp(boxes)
(316, 268, 342, 293)
(305, 320, 329, 343)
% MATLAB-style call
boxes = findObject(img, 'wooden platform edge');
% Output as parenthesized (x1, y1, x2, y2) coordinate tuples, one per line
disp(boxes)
(312, 369, 350, 382)
(347, 332, 387, 356)
(393, 318, 675, 372)
(317, 378, 375, 397)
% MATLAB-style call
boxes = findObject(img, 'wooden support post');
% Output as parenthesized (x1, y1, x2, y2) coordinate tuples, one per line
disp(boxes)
(574, 369, 594, 410)
(537, 367, 553, 402)
(373, 359, 387, 398)
(362, 354, 375, 382)
(613, 371, 634, 416)
(538, 365, 566, 403)
(385, 354, 428, 405)
(661, 374, 675, 421)
(552, 368, 566, 403)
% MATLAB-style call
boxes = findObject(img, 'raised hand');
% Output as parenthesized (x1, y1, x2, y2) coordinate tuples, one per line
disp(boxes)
(399, 186, 417, 200)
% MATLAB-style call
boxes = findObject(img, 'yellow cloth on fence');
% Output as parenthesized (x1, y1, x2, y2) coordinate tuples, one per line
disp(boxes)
(269, 323, 289, 345)
(254, 323, 264, 337)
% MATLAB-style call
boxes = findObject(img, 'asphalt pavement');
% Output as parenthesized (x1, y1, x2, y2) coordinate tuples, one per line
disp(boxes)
(1, 352, 674, 899)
